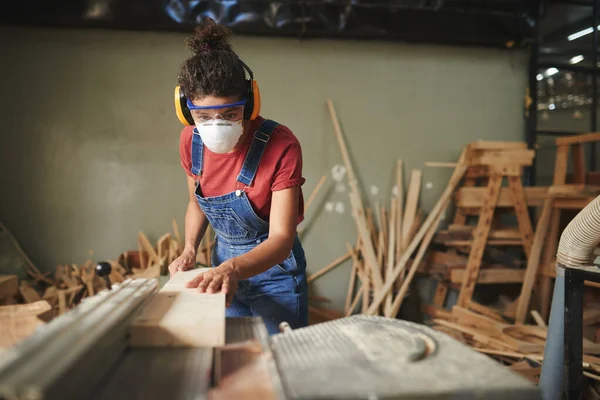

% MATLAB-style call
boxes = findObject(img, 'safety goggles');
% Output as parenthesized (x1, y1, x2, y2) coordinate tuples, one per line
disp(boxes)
(186, 99, 246, 123)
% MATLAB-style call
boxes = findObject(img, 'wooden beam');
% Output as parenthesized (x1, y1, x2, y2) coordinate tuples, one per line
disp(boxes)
(555, 132, 600, 146)
(457, 173, 503, 307)
(395, 160, 404, 259)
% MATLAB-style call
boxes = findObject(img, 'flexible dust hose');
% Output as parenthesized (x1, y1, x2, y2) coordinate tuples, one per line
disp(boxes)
(541, 194, 600, 400)
(556, 194, 600, 268)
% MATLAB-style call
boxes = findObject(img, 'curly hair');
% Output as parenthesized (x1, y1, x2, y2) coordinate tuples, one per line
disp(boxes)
(178, 18, 246, 101)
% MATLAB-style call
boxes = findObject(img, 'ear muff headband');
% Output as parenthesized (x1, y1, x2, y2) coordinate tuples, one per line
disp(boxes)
(174, 86, 195, 126)
(175, 58, 261, 125)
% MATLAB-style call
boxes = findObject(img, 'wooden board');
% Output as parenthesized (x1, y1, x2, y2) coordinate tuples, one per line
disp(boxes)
(130, 268, 225, 347)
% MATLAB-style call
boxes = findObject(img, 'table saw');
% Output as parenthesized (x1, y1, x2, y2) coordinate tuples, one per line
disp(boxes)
(0, 277, 540, 400)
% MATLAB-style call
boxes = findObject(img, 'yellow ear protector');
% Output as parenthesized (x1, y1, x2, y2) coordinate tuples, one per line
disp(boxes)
(174, 59, 261, 126)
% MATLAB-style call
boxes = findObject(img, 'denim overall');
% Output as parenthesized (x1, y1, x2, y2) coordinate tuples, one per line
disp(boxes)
(191, 119, 308, 335)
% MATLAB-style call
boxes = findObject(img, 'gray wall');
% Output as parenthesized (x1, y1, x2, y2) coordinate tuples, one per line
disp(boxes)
(535, 107, 598, 185)
(0, 26, 528, 311)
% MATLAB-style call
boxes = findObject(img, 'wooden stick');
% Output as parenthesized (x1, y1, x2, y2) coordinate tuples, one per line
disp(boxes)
(366, 153, 468, 315)
(344, 261, 358, 315)
(384, 198, 397, 315)
(515, 197, 553, 324)
(395, 160, 404, 261)
(402, 169, 422, 249)
(0, 221, 45, 280)
(307, 251, 353, 283)
(305, 175, 327, 213)
(531, 310, 547, 328)
(425, 162, 458, 168)
(346, 281, 364, 317)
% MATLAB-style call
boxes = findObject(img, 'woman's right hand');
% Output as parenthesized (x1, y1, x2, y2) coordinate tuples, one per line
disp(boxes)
(168, 248, 197, 278)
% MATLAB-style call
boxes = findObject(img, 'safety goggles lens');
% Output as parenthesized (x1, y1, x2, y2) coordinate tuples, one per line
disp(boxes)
(187, 99, 245, 123)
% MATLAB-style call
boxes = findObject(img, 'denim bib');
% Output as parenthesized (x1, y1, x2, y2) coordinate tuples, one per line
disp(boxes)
(190, 119, 308, 334)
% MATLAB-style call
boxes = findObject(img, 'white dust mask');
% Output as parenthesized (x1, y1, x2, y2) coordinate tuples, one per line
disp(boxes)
(195, 120, 243, 154)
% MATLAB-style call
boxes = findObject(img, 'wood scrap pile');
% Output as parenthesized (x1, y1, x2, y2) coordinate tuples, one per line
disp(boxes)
(430, 304, 600, 391)
(0, 218, 196, 320)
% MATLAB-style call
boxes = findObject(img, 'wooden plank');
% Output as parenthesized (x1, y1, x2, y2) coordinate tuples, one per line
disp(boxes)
(425, 162, 458, 168)
(130, 268, 225, 347)
(0, 275, 18, 304)
(507, 176, 534, 258)
(433, 281, 448, 306)
(468, 141, 527, 150)
(469, 149, 535, 167)
(422, 304, 454, 320)
(469, 301, 505, 322)
(555, 132, 600, 146)
(454, 186, 548, 208)
(402, 169, 422, 250)
(572, 144, 586, 183)
(366, 154, 468, 315)
(139, 232, 160, 266)
(450, 268, 525, 284)
(457, 173, 502, 308)
(432, 319, 518, 351)
(515, 197, 553, 324)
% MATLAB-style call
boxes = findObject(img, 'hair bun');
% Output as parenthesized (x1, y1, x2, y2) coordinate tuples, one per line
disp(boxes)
(186, 18, 233, 54)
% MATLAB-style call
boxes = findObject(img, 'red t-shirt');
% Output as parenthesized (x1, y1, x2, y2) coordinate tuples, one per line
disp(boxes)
(179, 116, 305, 224)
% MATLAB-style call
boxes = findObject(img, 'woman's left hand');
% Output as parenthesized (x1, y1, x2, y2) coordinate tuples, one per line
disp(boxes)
(185, 262, 239, 307)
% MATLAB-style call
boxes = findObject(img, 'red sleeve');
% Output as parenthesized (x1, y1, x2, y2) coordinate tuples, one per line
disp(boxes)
(179, 126, 194, 177)
(271, 138, 306, 192)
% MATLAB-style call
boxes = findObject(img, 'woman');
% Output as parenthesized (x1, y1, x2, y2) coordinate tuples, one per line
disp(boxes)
(168, 19, 308, 335)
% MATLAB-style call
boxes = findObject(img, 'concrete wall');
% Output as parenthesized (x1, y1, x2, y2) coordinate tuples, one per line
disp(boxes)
(0, 26, 528, 311)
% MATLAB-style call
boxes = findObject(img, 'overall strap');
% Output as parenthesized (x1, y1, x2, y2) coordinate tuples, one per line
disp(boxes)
(190, 128, 204, 176)
(237, 119, 279, 186)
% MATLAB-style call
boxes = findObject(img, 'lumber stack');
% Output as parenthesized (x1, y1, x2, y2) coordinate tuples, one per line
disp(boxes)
(429, 304, 600, 391)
